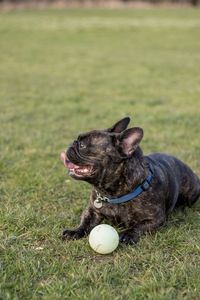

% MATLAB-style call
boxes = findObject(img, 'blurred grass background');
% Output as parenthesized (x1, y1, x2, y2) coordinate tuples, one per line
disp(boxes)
(0, 8, 200, 300)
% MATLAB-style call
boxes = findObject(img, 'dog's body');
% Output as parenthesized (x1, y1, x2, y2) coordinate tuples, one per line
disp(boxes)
(61, 117, 200, 244)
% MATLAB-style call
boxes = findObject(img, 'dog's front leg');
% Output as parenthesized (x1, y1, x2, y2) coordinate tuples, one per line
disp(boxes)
(119, 217, 166, 244)
(62, 207, 103, 240)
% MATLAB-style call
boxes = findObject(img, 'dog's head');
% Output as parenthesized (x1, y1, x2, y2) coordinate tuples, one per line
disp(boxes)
(61, 117, 143, 185)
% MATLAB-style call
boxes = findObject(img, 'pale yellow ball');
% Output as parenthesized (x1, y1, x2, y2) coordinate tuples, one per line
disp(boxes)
(89, 224, 119, 254)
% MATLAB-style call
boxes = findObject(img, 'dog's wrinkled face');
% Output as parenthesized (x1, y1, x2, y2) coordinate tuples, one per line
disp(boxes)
(61, 117, 143, 184)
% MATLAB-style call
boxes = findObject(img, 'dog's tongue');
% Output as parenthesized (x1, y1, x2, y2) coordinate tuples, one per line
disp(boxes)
(60, 152, 77, 169)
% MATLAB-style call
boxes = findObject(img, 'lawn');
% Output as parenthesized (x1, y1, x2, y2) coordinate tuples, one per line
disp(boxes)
(0, 7, 200, 300)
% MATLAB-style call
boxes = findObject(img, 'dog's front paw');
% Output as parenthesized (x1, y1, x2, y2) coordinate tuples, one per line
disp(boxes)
(62, 229, 85, 241)
(119, 232, 139, 245)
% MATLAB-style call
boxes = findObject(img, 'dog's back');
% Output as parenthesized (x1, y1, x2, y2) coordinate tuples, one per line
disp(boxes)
(147, 153, 200, 211)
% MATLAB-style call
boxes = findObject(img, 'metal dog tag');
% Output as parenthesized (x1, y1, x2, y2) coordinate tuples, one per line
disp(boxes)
(94, 200, 103, 209)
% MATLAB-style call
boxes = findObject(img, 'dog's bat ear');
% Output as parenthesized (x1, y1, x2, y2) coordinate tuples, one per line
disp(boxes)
(107, 117, 131, 133)
(120, 127, 143, 156)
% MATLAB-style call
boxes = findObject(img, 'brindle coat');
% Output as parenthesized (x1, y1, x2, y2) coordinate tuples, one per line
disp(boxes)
(61, 117, 200, 244)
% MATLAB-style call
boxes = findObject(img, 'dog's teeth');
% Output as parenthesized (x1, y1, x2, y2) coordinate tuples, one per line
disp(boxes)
(69, 165, 92, 176)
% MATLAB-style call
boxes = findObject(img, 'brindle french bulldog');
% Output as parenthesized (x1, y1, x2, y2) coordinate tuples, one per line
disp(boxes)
(60, 117, 200, 244)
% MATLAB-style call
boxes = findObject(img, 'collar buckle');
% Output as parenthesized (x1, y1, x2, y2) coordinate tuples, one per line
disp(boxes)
(141, 180, 150, 191)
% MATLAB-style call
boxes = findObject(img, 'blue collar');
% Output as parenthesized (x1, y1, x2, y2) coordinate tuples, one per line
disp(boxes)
(95, 165, 154, 205)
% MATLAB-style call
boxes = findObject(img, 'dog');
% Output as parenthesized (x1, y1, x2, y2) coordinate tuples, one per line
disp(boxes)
(60, 117, 200, 244)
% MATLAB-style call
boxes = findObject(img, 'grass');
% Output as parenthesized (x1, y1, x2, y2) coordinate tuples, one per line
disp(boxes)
(0, 7, 200, 300)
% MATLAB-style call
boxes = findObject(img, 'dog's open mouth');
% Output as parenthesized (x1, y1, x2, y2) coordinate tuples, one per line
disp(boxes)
(60, 152, 94, 177)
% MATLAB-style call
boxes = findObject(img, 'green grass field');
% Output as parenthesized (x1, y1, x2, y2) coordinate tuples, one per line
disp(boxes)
(0, 7, 200, 300)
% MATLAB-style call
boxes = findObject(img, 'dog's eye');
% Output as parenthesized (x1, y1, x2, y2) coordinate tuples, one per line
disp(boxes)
(79, 141, 86, 149)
